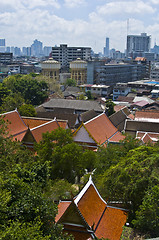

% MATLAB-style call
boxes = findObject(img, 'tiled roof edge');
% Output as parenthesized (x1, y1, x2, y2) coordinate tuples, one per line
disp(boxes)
(30, 117, 56, 131)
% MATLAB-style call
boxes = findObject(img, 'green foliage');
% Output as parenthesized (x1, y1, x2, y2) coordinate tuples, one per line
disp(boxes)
(35, 128, 96, 183)
(3, 74, 48, 105)
(105, 99, 115, 116)
(65, 78, 76, 87)
(79, 93, 85, 100)
(18, 104, 36, 117)
(0, 92, 25, 113)
(133, 185, 159, 237)
(95, 144, 159, 227)
(86, 90, 93, 100)
(50, 179, 78, 201)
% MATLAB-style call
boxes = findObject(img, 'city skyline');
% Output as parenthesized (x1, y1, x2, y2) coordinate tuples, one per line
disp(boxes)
(1, 0, 159, 52)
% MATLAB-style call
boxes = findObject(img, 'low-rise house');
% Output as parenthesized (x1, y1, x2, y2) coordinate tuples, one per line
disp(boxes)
(55, 176, 128, 240)
(109, 107, 134, 131)
(113, 84, 131, 101)
(39, 98, 103, 115)
(73, 112, 125, 150)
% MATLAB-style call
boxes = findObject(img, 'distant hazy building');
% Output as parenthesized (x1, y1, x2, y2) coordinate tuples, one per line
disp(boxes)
(0, 39, 5, 52)
(31, 39, 43, 57)
(70, 58, 87, 85)
(127, 33, 151, 58)
(43, 46, 52, 57)
(103, 37, 109, 57)
(51, 44, 91, 70)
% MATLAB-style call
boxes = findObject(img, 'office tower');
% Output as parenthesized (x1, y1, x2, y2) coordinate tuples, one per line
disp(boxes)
(104, 37, 109, 57)
(6, 47, 10, 53)
(0, 39, 5, 52)
(31, 39, 43, 57)
(127, 33, 151, 58)
(51, 44, 91, 70)
(43, 46, 52, 56)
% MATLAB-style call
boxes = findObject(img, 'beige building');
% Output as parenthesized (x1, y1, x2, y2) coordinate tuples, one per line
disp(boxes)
(41, 58, 61, 82)
(70, 58, 87, 85)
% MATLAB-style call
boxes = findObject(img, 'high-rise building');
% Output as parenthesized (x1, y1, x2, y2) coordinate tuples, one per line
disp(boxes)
(31, 39, 43, 57)
(103, 37, 109, 57)
(0, 39, 5, 52)
(51, 44, 91, 70)
(127, 33, 151, 58)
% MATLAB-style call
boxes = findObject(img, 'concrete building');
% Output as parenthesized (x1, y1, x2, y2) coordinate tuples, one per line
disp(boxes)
(41, 58, 61, 82)
(97, 63, 146, 86)
(113, 83, 131, 100)
(51, 44, 91, 70)
(70, 58, 87, 85)
(0, 52, 13, 64)
(127, 33, 151, 58)
(81, 84, 111, 97)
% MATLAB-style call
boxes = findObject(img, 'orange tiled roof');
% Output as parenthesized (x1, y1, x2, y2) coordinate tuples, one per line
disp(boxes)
(57, 120, 68, 129)
(0, 110, 28, 138)
(74, 177, 128, 240)
(135, 110, 159, 120)
(95, 206, 127, 240)
(84, 113, 124, 144)
(63, 225, 92, 240)
(31, 119, 60, 142)
(108, 131, 125, 143)
(136, 131, 159, 144)
(22, 117, 51, 128)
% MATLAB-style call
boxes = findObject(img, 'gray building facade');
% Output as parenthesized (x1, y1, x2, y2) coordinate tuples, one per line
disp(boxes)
(51, 44, 91, 70)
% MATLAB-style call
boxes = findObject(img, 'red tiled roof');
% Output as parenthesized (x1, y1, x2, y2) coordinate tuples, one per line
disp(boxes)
(136, 131, 159, 144)
(0, 110, 28, 138)
(84, 113, 124, 144)
(31, 119, 60, 142)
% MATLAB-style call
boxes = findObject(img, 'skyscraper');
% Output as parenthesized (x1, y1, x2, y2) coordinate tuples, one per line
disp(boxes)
(103, 37, 109, 57)
(31, 39, 43, 57)
(126, 33, 151, 58)
(0, 39, 5, 52)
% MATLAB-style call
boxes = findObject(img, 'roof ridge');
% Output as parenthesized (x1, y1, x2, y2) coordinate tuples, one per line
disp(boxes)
(30, 117, 56, 131)
(84, 112, 105, 125)
(74, 176, 107, 206)
(0, 109, 17, 116)
(15, 109, 28, 129)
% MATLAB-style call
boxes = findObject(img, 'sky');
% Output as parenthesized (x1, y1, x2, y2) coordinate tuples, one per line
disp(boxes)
(1, 0, 159, 53)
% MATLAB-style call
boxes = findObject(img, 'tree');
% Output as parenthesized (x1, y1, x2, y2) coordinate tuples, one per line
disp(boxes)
(18, 104, 36, 117)
(95, 144, 159, 223)
(86, 90, 93, 100)
(0, 92, 25, 113)
(65, 78, 76, 87)
(133, 185, 159, 237)
(3, 75, 48, 105)
(105, 99, 115, 116)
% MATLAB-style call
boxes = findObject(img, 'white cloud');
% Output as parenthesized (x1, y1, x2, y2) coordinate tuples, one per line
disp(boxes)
(149, 0, 159, 4)
(97, 1, 155, 15)
(64, 0, 86, 8)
